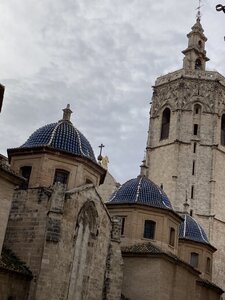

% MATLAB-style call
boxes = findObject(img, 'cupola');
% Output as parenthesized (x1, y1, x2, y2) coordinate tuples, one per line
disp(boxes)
(182, 17, 209, 71)
(8, 105, 106, 189)
(178, 213, 216, 281)
(107, 175, 182, 255)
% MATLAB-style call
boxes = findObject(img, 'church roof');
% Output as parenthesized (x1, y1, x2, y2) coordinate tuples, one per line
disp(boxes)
(108, 175, 173, 210)
(0, 247, 32, 278)
(19, 105, 96, 162)
(179, 214, 209, 244)
(121, 242, 161, 254)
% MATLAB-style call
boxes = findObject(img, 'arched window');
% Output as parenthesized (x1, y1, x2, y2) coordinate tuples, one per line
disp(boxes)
(221, 114, 225, 146)
(169, 227, 175, 246)
(144, 220, 156, 239)
(53, 169, 69, 185)
(67, 201, 98, 299)
(20, 166, 32, 181)
(195, 59, 202, 70)
(19, 166, 32, 188)
(190, 252, 199, 268)
(160, 108, 171, 140)
(198, 40, 202, 49)
(194, 104, 201, 115)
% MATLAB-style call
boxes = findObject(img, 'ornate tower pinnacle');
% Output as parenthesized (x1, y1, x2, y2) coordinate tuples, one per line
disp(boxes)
(182, 16, 209, 71)
(62, 104, 73, 122)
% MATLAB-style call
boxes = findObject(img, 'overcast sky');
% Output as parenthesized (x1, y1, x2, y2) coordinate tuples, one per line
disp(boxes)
(0, 0, 225, 183)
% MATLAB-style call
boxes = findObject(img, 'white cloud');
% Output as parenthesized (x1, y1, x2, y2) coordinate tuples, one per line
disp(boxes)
(0, 0, 225, 184)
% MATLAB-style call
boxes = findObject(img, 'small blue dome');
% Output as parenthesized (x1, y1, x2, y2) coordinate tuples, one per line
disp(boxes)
(179, 214, 209, 244)
(108, 176, 173, 210)
(21, 120, 96, 162)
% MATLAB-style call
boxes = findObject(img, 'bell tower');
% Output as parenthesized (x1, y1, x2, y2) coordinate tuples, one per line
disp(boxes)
(182, 17, 209, 71)
(146, 17, 225, 292)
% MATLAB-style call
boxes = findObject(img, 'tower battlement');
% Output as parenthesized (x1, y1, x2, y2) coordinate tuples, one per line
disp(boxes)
(155, 69, 225, 87)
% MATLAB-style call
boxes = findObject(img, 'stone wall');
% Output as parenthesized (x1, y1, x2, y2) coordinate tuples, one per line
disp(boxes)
(122, 255, 221, 300)
(0, 270, 30, 300)
(0, 177, 15, 254)
(4, 187, 51, 299)
(10, 152, 102, 189)
(107, 204, 181, 256)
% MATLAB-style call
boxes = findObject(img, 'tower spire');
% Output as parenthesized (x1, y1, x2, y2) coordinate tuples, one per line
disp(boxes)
(196, 0, 202, 20)
(182, 11, 209, 71)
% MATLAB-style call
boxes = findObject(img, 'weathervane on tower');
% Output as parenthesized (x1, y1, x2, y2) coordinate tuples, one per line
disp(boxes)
(196, 0, 202, 20)
(216, 3, 225, 13)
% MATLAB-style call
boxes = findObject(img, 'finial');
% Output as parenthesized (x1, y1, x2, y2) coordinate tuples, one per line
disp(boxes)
(98, 143, 105, 162)
(183, 191, 190, 213)
(101, 156, 109, 170)
(62, 104, 72, 122)
(196, 0, 202, 20)
(140, 153, 148, 177)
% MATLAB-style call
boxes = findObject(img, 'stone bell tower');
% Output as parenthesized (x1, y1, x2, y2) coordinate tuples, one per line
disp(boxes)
(146, 16, 225, 291)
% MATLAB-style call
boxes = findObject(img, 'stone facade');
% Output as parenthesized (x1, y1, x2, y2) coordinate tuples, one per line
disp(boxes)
(4, 183, 123, 300)
(106, 199, 222, 300)
(97, 171, 119, 203)
(122, 255, 221, 300)
(107, 203, 181, 256)
(0, 270, 30, 300)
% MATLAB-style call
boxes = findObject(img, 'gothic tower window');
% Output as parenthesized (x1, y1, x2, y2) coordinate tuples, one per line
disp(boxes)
(160, 108, 171, 140)
(144, 220, 156, 239)
(192, 160, 196, 176)
(193, 142, 197, 153)
(198, 40, 202, 49)
(191, 185, 194, 199)
(194, 104, 201, 115)
(195, 59, 202, 70)
(193, 124, 198, 136)
(221, 114, 225, 146)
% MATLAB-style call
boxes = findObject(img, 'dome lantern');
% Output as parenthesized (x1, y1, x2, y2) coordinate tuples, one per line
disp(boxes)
(62, 104, 73, 122)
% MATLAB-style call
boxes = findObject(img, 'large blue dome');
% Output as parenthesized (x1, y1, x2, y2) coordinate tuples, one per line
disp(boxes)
(108, 176, 173, 210)
(20, 106, 96, 162)
(179, 214, 209, 244)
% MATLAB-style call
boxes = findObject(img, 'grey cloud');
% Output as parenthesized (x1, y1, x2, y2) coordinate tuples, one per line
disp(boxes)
(0, 0, 224, 183)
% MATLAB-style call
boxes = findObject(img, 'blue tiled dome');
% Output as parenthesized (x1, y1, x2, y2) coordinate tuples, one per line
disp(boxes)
(108, 176, 173, 210)
(21, 117, 96, 162)
(179, 214, 209, 244)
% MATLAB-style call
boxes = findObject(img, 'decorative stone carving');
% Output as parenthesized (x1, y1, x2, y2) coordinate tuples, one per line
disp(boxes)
(151, 76, 225, 117)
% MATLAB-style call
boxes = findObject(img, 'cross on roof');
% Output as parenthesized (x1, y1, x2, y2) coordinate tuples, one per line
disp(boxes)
(98, 143, 105, 161)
